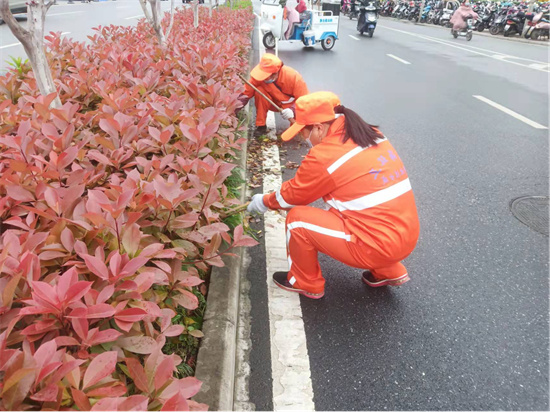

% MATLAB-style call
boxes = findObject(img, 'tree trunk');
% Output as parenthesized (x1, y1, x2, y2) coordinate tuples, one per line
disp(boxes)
(139, 0, 153, 21)
(0, 0, 61, 108)
(165, 0, 175, 39)
(192, 0, 199, 28)
(149, 0, 166, 45)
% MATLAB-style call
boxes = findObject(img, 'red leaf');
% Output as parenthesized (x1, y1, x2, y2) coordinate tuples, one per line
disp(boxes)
(82, 254, 109, 280)
(54, 336, 80, 347)
(163, 325, 185, 337)
(117, 336, 157, 354)
(6, 185, 34, 202)
(172, 290, 199, 310)
(30, 383, 59, 402)
(119, 256, 149, 278)
(161, 377, 202, 401)
(86, 303, 116, 319)
(71, 388, 91, 411)
(118, 395, 149, 411)
(154, 356, 176, 390)
(86, 382, 127, 397)
(115, 308, 147, 323)
(64, 281, 93, 306)
(71, 317, 88, 341)
(82, 351, 118, 390)
(88, 329, 122, 346)
(161, 392, 190, 411)
(125, 358, 150, 393)
(49, 359, 85, 384)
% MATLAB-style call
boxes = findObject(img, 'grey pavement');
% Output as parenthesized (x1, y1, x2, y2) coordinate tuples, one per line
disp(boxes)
(245, 2, 549, 410)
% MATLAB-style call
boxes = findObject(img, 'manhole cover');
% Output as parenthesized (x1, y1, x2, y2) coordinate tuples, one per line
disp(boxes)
(510, 196, 549, 236)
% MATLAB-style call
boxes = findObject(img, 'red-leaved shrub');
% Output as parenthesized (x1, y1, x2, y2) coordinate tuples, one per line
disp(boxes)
(0, 6, 255, 411)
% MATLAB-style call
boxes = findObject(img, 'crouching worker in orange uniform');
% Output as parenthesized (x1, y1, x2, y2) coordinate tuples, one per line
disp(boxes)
(247, 92, 420, 299)
(236, 54, 309, 138)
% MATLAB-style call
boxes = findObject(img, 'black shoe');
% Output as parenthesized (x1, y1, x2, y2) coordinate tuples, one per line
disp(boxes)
(272, 272, 325, 299)
(253, 126, 268, 138)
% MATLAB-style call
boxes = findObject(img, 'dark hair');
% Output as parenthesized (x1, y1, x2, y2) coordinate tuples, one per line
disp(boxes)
(334, 105, 383, 148)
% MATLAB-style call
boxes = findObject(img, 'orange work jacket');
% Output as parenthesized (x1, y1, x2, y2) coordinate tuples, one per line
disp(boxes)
(244, 65, 309, 107)
(263, 116, 420, 259)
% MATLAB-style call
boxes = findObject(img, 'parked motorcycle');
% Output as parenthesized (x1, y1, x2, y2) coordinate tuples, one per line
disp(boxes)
(489, 8, 510, 35)
(357, 0, 379, 36)
(475, 9, 495, 32)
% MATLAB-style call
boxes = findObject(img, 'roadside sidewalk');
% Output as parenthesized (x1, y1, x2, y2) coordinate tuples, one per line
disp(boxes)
(380, 15, 550, 46)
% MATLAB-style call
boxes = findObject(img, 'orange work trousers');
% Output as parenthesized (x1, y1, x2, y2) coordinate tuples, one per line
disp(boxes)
(253, 89, 294, 127)
(285, 206, 409, 294)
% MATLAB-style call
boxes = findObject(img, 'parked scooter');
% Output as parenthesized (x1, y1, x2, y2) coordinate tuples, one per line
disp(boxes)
(489, 8, 510, 35)
(357, 0, 379, 36)
(439, 7, 454, 27)
(451, 17, 475, 40)
(475, 8, 495, 31)
(503, 10, 526, 37)
(524, 11, 550, 40)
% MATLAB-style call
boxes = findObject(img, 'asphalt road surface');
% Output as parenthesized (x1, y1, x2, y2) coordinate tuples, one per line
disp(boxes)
(0, 0, 175, 72)
(244, 1, 549, 410)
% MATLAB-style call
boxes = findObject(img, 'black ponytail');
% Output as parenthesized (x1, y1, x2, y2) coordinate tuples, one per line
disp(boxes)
(334, 105, 383, 148)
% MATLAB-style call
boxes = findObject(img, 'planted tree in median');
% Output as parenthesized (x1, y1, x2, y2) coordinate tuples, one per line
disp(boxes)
(139, 0, 176, 45)
(0, 0, 61, 108)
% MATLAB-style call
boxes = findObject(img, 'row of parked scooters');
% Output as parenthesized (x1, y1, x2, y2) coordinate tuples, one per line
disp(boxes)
(378, 0, 550, 40)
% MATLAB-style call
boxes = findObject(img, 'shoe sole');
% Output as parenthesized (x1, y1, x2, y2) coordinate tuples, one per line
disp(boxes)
(274, 281, 325, 299)
(362, 273, 410, 288)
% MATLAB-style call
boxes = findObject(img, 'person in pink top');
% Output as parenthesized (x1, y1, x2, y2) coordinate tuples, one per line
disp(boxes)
(450, 1, 479, 31)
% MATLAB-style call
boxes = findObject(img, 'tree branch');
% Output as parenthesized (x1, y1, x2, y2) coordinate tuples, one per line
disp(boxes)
(0, 0, 30, 42)
(139, 0, 153, 24)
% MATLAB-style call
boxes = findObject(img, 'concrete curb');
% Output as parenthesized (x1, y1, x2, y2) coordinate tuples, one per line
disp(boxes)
(380, 16, 550, 46)
(193, 123, 249, 411)
(193, 33, 255, 411)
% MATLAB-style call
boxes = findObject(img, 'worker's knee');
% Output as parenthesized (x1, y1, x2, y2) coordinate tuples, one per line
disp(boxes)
(286, 206, 314, 225)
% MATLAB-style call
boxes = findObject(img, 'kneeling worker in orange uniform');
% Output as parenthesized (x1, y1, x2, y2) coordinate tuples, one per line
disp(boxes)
(237, 54, 309, 137)
(247, 92, 420, 299)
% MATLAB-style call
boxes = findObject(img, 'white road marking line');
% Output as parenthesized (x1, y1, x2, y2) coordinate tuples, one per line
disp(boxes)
(379, 25, 550, 72)
(0, 42, 21, 50)
(256, 14, 315, 408)
(387, 53, 411, 64)
(349, 34, 360, 40)
(473, 95, 548, 130)
(124, 14, 144, 19)
(262, 144, 315, 411)
(48, 11, 84, 16)
(1, 32, 70, 50)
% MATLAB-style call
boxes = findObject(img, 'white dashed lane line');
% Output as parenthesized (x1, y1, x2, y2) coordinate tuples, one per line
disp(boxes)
(473, 95, 548, 130)
(386, 53, 411, 64)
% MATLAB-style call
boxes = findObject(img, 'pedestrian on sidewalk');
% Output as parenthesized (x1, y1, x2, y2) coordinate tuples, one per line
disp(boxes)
(236, 54, 309, 138)
(247, 91, 420, 299)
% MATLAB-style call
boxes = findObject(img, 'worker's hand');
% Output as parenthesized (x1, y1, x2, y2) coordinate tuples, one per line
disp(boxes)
(280, 108, 295, 121)
(235, 94, 250, 115)
(247, 194, 268, 214)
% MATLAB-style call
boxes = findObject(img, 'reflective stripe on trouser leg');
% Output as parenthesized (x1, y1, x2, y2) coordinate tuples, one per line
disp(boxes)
(285, 206, 353, 294)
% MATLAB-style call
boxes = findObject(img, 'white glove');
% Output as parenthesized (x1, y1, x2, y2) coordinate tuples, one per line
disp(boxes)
(280, 108, 294, 121)
(247, 194, 268, 214)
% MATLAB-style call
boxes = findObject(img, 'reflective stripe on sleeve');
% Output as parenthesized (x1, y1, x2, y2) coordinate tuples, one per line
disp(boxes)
(276, 190, 295, 209)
